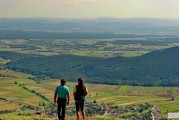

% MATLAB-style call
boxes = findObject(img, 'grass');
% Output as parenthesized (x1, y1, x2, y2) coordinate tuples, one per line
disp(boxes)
(0, 114, 122, 120)
(0, 72, 46, 106)
(68, 50, 114, 58)
(121, 51, 150, 57)
(0, 101, 18, 111)
(0, 69, 32, 78)
(0, 57, 9, 64)
(69, 50, 150, 58)
(0, 114, 53, 120)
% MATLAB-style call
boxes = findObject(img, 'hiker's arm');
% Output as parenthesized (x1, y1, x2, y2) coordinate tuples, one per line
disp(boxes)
(85, 87, 88, 96)
(73, 92, 76, 96)
(54, 92, 57, 103)
(67, 94, 70, 105)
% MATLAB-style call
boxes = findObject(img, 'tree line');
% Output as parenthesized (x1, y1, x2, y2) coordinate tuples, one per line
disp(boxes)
(15, 81, 49, 102)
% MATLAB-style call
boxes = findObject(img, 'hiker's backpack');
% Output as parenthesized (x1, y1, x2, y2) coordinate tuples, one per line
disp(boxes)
(74, 85, 87, 101)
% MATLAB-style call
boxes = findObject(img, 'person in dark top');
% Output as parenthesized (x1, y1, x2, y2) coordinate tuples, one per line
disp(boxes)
(73, 78, 88, 120)
(54, 79, 70, 120)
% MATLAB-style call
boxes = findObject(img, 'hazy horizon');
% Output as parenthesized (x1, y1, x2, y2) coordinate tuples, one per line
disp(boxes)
(1, 0, 179, 19)
(1, 17, 179, 20)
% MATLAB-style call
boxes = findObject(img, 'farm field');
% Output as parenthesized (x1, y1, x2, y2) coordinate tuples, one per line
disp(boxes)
(0, 57, 9, 64)
(1, 37, 179, 58)
(1, 70, 179, 119)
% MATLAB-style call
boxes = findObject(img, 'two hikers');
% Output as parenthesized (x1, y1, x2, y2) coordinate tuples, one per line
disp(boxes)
(54, 78, 88, 120)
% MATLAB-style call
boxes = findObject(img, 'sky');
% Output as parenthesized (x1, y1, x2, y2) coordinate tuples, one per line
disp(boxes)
(0, 0, 179, 18)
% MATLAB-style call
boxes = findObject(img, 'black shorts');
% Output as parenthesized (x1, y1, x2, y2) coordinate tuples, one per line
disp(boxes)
(75, 101, 84, 111)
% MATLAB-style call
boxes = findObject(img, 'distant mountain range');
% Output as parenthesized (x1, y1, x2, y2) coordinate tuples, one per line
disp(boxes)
(1, 46, 179, 86)
(1, 18, 179, 33)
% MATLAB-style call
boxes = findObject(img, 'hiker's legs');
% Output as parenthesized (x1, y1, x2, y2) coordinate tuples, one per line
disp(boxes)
(76, 111, 80, 120)
(81, 110, 86, 120)
(58, 98, 67, 120)
(61, 101, 66, 120)
(80, 102, 85, 120)
(75, 102, 80, 120)
(57, 103, 62, 120)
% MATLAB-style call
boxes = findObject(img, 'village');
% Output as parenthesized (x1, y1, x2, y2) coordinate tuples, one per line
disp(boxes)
(44, 101, 164, 120)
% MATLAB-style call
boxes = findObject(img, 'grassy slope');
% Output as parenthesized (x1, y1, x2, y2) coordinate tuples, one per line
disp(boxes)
(0, 70, 47, 108)
(0, 114, 121, 120)
(1, 70, 179, 118)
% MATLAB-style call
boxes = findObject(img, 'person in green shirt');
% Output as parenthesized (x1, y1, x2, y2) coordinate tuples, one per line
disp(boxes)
(54, 79, 70, 120)
(73, 78, 88, 120)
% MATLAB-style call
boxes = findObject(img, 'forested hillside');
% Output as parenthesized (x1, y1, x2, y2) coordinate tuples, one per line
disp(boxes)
(2, 46, 179, 86)
(0, 51, 40, 61)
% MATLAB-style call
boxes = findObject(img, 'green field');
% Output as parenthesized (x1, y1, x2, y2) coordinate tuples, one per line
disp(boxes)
(0, 57, 9, 64)
(1, 70, 179, 119)
(1, 38, 178, 58)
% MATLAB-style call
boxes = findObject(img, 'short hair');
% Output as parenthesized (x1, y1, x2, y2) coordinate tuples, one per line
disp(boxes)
(60, 79, 66, 86)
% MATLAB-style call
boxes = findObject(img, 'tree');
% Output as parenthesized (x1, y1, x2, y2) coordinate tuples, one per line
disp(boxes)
(42, 102, 45, 106)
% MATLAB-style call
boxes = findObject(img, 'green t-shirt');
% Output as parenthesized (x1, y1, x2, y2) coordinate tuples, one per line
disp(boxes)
(55, 85, 70, 98)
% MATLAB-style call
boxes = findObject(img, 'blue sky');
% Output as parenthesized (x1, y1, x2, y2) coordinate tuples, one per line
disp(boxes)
(0, 0, 179, 18)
